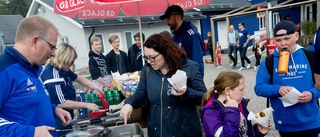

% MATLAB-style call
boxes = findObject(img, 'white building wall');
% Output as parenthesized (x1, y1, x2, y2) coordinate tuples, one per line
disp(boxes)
(35, 5, 88, 70)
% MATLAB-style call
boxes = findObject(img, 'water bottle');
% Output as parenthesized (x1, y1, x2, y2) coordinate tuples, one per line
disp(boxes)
(113, 86, 121, 104)
(77, 92, 88, 118)
(278, 48, 290, 74)
(106, 88, 114, 105)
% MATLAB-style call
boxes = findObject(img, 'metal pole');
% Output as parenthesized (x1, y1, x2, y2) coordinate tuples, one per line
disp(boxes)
(137, 1, 145, 65)
(210, 18, 217, 67)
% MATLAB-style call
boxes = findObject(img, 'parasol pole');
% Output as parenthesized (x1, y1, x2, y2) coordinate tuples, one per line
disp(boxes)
(137, 1, 145, 65)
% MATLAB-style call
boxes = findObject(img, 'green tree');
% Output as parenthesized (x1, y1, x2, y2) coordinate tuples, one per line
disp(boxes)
(0, 0, 32, 17)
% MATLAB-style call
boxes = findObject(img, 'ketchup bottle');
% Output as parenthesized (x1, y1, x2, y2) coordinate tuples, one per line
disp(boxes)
(278, 48, 290, 74)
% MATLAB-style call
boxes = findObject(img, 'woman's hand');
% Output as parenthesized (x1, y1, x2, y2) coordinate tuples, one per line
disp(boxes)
(86, 103, 100, 111)
(258, 123, 271, 134)
(120, 104, 133, 125)
(171, 84, 187, 96)
(93, 85, 103, 95)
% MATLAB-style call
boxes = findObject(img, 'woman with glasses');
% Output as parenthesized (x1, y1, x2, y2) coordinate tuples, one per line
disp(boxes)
(120, 33, 207, 137)
(40, 43, 102, 137)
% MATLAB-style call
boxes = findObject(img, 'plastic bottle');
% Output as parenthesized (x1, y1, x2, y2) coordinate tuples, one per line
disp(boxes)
(278, 48, 290, 74)
(106, 88, 114, 105)
(113, 86, 121, 104)
(77, 91, 88, 118)
(89, 88, 95, 103)
(104, 86, 108, 99)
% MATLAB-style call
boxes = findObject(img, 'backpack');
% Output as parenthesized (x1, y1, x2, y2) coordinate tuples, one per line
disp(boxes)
(265, 48, 315, 107)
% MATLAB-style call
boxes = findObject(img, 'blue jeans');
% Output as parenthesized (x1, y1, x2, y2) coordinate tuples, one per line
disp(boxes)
(228, 44, 238, 67)
(238, 46, 251, 68)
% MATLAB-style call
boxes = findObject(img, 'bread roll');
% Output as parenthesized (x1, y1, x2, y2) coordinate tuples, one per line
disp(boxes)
(259, 111, 267, 117)
(255, 113, 261, 118)
(255, 110, 268, 118)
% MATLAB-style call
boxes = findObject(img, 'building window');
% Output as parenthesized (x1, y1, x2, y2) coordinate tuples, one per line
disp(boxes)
(125, 31, 133, 50)
(259, 16, 266, 30)
(304, 4, 313, 21)
(61, 36, 69, 44)
(272, 12, 280, 29)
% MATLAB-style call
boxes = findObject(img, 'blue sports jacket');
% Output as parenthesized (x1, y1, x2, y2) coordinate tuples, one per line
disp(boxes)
(0, 47, 57, 137)
(254, 46, 320, 132)
(173, 21, 204, 77)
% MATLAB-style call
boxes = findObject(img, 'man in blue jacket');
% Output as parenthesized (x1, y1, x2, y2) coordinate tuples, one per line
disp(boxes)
(0, 16, 72, 137)
(254, 20, 320, 137)
(160, 5, 204, 77)
(314, 27, 320, 90)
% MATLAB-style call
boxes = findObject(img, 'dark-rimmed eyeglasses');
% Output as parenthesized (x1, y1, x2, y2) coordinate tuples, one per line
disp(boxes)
(38, 36, 56, 51)
(143, 53, 160, 62)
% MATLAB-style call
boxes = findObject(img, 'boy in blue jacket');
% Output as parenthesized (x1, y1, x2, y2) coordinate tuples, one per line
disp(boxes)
(254, 20, 320, 137)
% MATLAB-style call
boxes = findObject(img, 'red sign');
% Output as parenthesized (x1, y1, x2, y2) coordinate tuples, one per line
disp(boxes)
(94, 0, 141, 4)
(169, 0, 211, 10)
(55, 0, 85, 12)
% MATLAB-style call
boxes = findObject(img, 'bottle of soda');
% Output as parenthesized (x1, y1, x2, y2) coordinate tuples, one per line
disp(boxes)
(106, 88, 114, 105)
(77, 91, 88, 118)
(104, 86, 108, 100)
(113, 86, 121, 104)
(89, 88, 95, 103)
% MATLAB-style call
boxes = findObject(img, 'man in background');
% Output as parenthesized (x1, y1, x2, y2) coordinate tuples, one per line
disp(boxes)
(160, 5, 204, 77)
(314, 26, 320, 90)
(238, 22, 251, 71)
(88, 37, 110, 87)
(128, 32, 145, 72)
(227, 25, 239, 69)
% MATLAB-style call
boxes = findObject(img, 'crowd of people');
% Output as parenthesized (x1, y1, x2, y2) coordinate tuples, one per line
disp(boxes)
(0, 4, 319, 137)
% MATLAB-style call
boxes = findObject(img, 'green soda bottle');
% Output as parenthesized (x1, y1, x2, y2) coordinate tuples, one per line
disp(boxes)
(89, 89, 95, 103)
(113, 86, 121, 104)
(106, 88, 114, 105)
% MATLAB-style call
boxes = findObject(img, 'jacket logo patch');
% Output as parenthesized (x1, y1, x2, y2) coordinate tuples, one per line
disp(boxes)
(27, 78, 33, 86)
(26, 86, 37, 92)
(187, 29, 194, 35)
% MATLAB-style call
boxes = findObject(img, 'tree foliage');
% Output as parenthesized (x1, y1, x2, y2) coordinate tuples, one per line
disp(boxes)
(0, 0, 32, 17)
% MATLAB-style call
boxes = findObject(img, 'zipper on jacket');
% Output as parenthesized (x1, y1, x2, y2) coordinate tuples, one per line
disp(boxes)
(160, 76, 164, 137)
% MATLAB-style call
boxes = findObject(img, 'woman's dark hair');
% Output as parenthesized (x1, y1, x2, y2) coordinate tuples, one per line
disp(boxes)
(144, 33, 186, 75)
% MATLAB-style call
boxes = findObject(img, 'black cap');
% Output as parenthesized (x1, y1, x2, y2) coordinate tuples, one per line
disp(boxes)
(273, 20, 296, 37)
(159, 5, 183, 20)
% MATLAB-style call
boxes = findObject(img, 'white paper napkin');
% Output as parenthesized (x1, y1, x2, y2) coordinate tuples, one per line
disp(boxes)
(167, 70, 187, 89)
(279, 87, 301, 107)
(247, 107, 273, 128)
